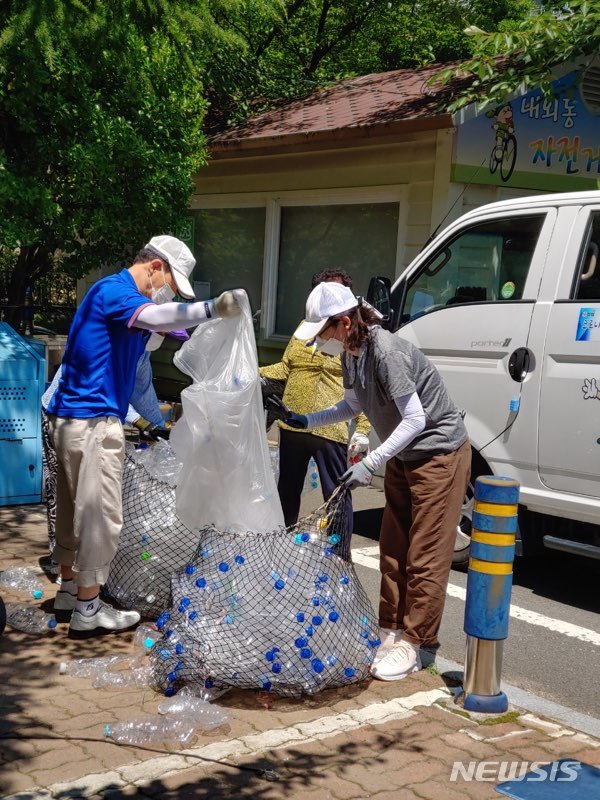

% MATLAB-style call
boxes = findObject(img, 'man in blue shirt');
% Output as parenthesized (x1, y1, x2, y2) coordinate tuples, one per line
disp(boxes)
(47, 235, 244, 639)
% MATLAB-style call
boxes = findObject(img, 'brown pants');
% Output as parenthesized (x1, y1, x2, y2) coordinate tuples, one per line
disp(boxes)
(379, 439, 471, 647)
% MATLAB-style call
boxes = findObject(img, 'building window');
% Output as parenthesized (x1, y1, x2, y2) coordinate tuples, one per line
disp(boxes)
(274, 202, 399, 337)
(191, 207, 266, 312)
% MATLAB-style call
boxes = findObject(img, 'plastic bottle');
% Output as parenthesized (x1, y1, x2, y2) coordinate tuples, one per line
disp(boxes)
(5, 603, 57, 633)
(104, 714, 197, 746)
(157, 695, 229, 729)
(92, 664, 152, 689)
(0, 567, 43, 599)
(133, 623, 162, 653)
(59, 654, 137, 678)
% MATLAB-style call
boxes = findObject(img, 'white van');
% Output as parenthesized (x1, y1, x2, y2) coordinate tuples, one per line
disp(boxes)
(367, 190, 600, 563)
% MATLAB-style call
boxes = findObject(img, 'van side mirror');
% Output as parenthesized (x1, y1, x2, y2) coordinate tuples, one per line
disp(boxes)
(367, 276, 392, 328)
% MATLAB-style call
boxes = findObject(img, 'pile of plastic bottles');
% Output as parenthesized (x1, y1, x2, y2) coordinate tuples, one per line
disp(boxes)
(150, 493, 380, 698)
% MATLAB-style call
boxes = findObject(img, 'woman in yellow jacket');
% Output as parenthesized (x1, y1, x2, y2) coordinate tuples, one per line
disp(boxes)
(260, 270, 370, 533)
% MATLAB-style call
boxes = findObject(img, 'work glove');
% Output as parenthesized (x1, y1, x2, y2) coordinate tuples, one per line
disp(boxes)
(348, 432, 370, 464)
(214, 289, 244, 317)
(139, 424, 171, 442)
(264, 395, 308, 430)
(339, 458, 375, 490)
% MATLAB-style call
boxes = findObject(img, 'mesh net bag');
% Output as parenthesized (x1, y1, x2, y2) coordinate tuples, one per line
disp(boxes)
(149, 488, 380, 697)
(104, 440, 197, 619)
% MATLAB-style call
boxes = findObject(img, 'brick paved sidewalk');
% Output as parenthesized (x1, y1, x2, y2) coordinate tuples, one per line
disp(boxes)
(1, 505, 598, 800)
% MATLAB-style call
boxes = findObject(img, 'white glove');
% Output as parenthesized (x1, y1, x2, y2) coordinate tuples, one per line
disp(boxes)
(214, 289, 245, 318)
(582, 377, 599, 400)
(349, 432, 370, 459)
(339, 458, 375, 490)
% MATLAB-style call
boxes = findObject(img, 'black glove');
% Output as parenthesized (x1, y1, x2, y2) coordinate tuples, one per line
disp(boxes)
(140, 424, 170, 442)
(264, 396, 308, 430)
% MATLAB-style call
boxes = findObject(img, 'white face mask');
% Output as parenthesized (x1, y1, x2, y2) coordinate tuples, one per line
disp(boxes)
(316, 335, 345, 357)
(151, 268, 175, 304)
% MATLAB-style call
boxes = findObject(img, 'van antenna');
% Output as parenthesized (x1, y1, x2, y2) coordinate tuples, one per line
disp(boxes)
(422, 157, 487, 249)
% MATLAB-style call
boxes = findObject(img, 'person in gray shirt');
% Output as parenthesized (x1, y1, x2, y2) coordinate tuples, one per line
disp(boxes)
(274, 281, 471, 682)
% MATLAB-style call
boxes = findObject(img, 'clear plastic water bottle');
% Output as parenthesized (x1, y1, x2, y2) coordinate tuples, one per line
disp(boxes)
(5, 603, 57, 633)
(0, 567, 43, 599)
(59, 654, 135, 678)
(92, 663, 152, 689)
(303, 457, 319, 493)
(157, 695, 228, 729)
(133, 623, 162, 653)
(104, 714, 197, 746)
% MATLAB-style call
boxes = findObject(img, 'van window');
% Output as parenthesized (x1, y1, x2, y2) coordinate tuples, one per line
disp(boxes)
(574, 212, 600, 301)
(401, 215, 545, 323)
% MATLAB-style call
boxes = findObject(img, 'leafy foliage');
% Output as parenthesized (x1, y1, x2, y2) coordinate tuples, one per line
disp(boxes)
(434, 0, 600, 111)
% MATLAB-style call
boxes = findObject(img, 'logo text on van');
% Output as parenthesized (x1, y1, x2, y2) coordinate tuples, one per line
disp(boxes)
(470, 338, 512, 348)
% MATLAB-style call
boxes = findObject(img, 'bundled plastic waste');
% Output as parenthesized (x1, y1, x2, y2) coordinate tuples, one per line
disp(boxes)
(5, 603, 57, 633)
(150, 488, 380, 698)
(0, 567, 43, 599)
(104, 440, 198, 619)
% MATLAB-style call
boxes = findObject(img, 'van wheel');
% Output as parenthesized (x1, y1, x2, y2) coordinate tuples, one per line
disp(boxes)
(452, 451, 488, 567)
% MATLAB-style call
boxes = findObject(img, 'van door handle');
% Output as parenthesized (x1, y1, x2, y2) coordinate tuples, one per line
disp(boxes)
(508, 347, 530, 382)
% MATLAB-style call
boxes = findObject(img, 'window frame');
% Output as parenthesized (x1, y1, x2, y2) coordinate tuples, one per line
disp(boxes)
(191, 186, 407, 342)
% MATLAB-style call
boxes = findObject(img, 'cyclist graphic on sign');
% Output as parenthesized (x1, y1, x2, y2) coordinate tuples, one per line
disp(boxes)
(486, 103, 517, 182)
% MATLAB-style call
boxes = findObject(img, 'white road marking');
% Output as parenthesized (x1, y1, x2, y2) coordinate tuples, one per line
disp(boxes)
(11, 688, 450, 800)
(352, 545, 600, 647)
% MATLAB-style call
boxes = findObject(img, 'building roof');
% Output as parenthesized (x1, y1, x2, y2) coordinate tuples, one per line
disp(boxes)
(211, 63, 456, 154)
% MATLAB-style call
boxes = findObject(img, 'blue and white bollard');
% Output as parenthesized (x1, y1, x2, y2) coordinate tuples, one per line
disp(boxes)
(458, 475, 520, 713)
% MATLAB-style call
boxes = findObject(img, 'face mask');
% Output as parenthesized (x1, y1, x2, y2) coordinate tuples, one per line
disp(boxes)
(151, 268, 175, 304)
(316, 335, 345, 357)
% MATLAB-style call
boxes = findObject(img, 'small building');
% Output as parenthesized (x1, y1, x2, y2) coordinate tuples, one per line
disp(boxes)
(182, 54, 599, 373)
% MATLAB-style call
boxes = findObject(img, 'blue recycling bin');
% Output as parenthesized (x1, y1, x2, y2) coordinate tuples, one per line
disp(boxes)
(0, 323, 45, 505)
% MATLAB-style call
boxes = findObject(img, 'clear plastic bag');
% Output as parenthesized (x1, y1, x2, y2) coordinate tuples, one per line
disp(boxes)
(171, 294, 284, 534)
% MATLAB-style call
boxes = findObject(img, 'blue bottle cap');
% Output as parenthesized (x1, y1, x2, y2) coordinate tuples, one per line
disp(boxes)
(185, 564, 197, 575)
(328, 534, 340, 544)
(204, 679, 213, 689)
(295, 637, 308, 648)
(324, 547, 333, 556)
(261, 679, 272, 691)
(265, 650, 276, 662)
(344, 667, 356, 678)
(175, 643, 184, 655)
(146, 637, 156, 649)
(318, 574, 328, 583)
(312, 615, 323, 626)
(48, 618, 58, 629)
(312, 597, 320, 606)
(327, 656, 337, 666)
(305, 626, 314, 637)
(235, 555, 245, 564)
(195, 577, 207, 589)
(301, 532, 310, 542)
(218, 562, 229, 573)
(369, 638, 381, 648)
(159, 648, 170, 660)
(300, 647, 312, 659)
(340, 575, 350, 585)
(164, 686, 176, 696)
(296, 612, 305, 623)
(224, 614, 234, 624)
(328, 611, 339, 622)
(32, 589, 43, 600)
(274, 579, 285, 590)
(167, 671, 177, 682)
(294, 533, 304, 545)
(271, 663, 282, 674)
(311, 658, 325, 674)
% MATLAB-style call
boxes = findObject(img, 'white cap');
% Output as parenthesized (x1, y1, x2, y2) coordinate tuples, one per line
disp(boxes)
(145, 235, 196, 299)
(294, 282, 358, 340)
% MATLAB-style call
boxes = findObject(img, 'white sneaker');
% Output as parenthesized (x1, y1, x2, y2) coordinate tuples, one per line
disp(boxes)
(53, 589, 78, 623)
(68, 601, 140, 640)
(371, 627, 403, 670)
(371, 640, 421, 681)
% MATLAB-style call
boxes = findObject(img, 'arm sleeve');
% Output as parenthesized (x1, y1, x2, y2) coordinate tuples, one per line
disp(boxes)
(305, 388, 363, 429)
(127, 352, 164, 427)
(135, 300, 217, 331)
(365, 392, 426, 472)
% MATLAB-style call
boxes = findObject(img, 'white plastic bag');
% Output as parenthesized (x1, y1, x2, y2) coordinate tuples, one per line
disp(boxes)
(170, 293, 284, 534)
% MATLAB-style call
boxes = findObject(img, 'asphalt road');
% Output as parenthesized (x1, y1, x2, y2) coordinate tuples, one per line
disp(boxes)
(300, 485, 600, 721)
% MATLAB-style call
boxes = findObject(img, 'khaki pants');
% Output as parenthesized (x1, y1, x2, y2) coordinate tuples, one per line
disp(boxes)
(379, 439, 471, 647)
(47, 415, 125, 587)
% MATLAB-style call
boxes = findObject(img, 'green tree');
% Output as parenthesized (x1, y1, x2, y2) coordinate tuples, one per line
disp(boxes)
(0, 0, 253, 324)
(434, 0, 600, 111)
